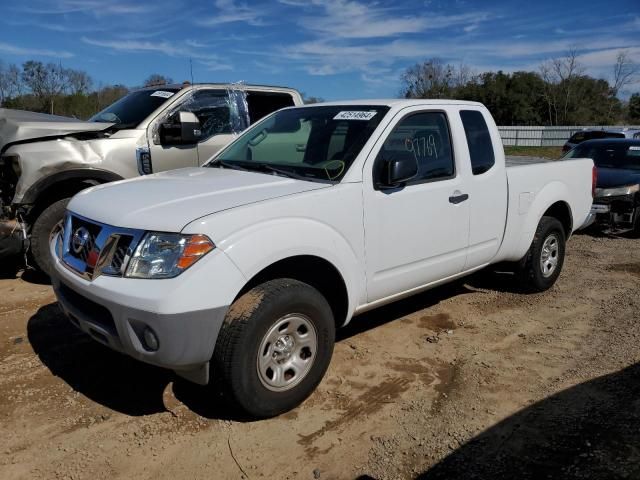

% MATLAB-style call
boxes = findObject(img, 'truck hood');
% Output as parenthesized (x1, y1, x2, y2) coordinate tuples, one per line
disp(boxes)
(0, 108, 113, 153)
(68, 167, 331, 231)
(596, 167, 640, 189)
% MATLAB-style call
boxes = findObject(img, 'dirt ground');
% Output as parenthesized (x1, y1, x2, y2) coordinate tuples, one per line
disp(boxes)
(0, 231, 639, 480)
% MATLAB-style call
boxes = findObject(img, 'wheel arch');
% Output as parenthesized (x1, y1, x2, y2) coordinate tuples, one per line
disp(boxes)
(21, 169, 124, 221)
(235, 255, 350, 329)
(542, 200, 573, 239)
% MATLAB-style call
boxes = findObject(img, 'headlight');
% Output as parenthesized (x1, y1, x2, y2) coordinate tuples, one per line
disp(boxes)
(125, 232, 214, 279)
(595, 184, 640, 197)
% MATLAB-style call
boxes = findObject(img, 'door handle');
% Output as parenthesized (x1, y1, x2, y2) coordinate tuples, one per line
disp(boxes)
(449, 193, 469, 204)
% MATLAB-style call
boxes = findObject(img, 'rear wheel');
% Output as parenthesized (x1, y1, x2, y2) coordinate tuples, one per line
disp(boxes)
(518, 216, 566, 292)
(214, 278, 335, 418)
(30, 198, 70, 277)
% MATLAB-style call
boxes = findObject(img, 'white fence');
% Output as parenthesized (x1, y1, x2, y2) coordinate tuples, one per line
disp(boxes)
(498, 125, 640, 147)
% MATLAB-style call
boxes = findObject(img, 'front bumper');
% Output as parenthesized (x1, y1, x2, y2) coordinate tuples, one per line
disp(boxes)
(590, 194, 638, 232)
(50, 233, 247, 385)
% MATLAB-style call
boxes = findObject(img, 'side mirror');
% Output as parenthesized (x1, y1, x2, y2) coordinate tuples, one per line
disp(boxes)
(159, 111, 202, 145)
(381, 156, 418, 188)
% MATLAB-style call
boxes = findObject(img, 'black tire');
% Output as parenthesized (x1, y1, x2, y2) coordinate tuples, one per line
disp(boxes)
(632, 209, 640, 238)
(518, 216, 566, 293)
(214, 278, 335, 418)
(30, 198, 70, 277)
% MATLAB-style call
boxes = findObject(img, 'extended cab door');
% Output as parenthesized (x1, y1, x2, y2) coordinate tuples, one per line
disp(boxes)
(363, 108, 471, 302)
(458, 108, 508, 268)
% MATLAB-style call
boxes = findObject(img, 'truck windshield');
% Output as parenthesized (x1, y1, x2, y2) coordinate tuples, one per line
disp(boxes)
(90, 88, 181, 128)
(566, 143, 640, 170)
(208, 105, 390, 182)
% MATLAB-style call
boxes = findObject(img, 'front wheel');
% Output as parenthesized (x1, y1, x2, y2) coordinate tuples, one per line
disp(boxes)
(30, 198, 70, 277)
(518, 216, 566, 292)
(214, 279, 335, 418)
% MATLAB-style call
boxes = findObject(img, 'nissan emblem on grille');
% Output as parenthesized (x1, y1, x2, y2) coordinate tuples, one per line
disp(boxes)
(71, 226, 91, 254)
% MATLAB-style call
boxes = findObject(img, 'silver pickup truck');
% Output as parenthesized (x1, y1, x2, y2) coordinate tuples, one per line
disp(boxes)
(0, 83, 303, 274)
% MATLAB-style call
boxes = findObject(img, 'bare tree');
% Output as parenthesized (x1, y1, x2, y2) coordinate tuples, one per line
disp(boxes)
(21, 61, 70, 114)
(401, 58, 465, 99)
(143, 74, 173, 87)
(539, 49, 586, 125)
(67, 69, 93, 95)
(0, 62, 23, 106)
(611, 50, 638, 97)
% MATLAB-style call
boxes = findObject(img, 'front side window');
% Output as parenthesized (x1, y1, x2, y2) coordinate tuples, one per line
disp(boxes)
(375, 112, 454, 185)
(209, 105, 389, 182)
(174, 90, 235, 140)
(460, 110, 495, 175)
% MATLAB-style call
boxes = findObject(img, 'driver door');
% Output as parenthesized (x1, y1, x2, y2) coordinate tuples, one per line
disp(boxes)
(363, 108, 470, 302)
(147, 89, 233, 172)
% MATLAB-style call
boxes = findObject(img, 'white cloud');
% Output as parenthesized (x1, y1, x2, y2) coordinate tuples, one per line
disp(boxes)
(0, 42, 74, 58)
(293, 0, 491, 39)
(81, 37, 233, 70)
(21, 0, 151, 15)
(197, 0, 266, 27)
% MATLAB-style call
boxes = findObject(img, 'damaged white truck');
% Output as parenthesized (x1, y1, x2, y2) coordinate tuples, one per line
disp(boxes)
(0, 83, 303, 274)
(51, 100, 595, 417)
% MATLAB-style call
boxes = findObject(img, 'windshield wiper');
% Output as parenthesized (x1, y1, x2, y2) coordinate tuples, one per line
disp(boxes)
(257, 163, 307, 180)
(211, 160, 249, 171)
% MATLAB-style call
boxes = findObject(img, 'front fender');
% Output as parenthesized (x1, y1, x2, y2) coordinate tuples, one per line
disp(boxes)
(187, 217, 365, 319)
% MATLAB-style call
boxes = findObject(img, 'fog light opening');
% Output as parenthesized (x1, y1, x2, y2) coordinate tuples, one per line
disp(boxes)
(142, 327, 159, 352)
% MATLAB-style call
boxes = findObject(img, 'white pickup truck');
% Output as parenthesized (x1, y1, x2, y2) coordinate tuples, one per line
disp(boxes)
(50, 100, 594, 417)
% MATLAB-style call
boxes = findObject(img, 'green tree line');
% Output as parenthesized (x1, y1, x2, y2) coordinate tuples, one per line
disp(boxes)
(401, 50, 640, 125)
(0, 60, 173, 120)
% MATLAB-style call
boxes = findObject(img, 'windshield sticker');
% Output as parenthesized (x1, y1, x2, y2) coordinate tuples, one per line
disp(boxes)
(150, 91, 175, 99)
(333, 111, 377, 121)
(629, 146, 640, 150)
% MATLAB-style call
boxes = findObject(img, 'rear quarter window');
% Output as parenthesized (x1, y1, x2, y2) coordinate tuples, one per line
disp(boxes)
(246, 91, 295, 124)
(460, 110, 495, 175)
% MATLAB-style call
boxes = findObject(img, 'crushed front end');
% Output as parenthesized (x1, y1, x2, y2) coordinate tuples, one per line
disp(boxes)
(0, 154, 27, 258)
(591, 184, 640, 233)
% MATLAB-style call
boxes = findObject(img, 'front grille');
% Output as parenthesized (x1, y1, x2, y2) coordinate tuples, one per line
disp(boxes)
(110, 235, 133, 272)
(61, 213, 144, 281)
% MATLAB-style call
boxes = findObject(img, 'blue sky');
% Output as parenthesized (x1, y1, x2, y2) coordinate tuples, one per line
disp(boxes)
(1, 0, 639, 100)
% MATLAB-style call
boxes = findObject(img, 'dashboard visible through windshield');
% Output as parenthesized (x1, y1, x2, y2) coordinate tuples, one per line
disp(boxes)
(208, 105, 390, 183)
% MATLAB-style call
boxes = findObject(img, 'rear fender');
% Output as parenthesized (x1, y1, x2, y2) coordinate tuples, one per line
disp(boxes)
(502, 181, 573, 261)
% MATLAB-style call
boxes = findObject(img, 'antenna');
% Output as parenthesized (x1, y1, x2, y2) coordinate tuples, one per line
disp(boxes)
(190, 58, 194, 85)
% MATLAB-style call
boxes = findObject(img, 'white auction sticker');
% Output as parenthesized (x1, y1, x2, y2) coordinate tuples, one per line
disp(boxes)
(333, 111, 377, 121)
(150, 91, 175, 98)
(629, 146, 640, 150)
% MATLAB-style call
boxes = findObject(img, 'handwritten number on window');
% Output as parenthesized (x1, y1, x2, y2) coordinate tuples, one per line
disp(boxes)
(405, 135, 438, 161)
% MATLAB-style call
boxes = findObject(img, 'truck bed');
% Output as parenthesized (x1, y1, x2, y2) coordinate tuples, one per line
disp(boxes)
(505, 155, 554, 167)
